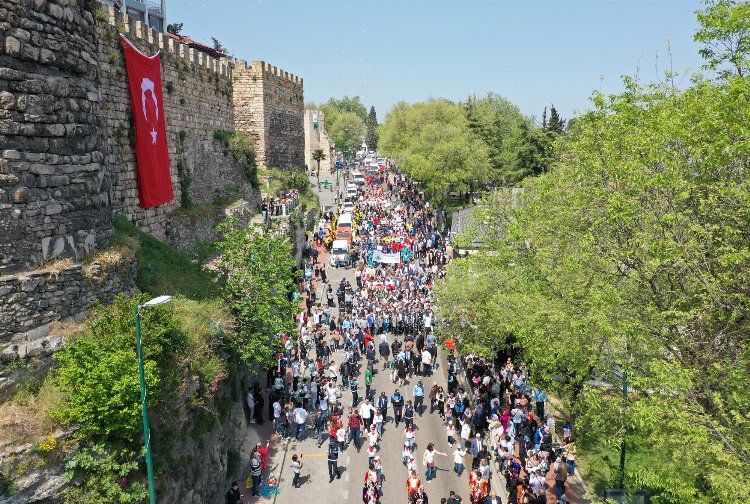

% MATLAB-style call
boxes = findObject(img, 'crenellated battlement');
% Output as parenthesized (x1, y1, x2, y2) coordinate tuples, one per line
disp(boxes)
(100, 3, 232, 78)
(235, 59, 303, 86)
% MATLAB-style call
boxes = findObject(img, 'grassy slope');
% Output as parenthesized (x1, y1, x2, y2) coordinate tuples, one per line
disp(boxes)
(113, 217, 220, 300)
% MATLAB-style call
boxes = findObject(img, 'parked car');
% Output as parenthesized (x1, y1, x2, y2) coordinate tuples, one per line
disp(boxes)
(340, 201, 356, 213)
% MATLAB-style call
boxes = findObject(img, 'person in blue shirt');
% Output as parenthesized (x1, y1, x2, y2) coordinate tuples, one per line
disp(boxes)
(391, 389, 404, 427)
(413, 381, 425, 416)
(533, 389, 547, 420)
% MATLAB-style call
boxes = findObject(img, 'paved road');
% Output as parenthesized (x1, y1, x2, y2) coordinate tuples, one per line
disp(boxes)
(260, 168, 472, 504)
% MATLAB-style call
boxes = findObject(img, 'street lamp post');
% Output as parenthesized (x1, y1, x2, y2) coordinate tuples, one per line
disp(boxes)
(134, 295, 173, 504)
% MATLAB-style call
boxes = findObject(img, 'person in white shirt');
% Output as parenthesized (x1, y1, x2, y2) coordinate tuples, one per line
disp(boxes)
(422, 443, 447, 481)
(447, 422, 457, 447)
(406, 453, 418, 475)
(273, 399, 282, 433)
(293, 406, 307, 441)
(421, 349, 432, 376)
(246, 389, 256, 424)
(373, 409, 384, 437)
(326, 381, 339, 404)
(452, 445, 467, 476)
(367, 424, 379, 447)
(460, 418, 471, 446)
(359, 398, 377, 430)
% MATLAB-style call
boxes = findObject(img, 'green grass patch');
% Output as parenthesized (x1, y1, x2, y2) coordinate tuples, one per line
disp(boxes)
(114, 217, 220, 300)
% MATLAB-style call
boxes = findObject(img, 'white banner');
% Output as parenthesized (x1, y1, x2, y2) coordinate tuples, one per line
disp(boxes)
(371, 250, 401, 264)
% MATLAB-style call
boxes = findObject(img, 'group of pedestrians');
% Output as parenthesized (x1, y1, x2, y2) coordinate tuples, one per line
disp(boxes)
(230, 163, 578, 504)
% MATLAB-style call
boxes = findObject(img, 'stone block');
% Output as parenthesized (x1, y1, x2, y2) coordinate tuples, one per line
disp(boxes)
(30, 164, 54, 175)
(5, 28, 31, 42)
(5, 37, 21, 58)
(20, 276, 43, 292)
(12, 186, 30, 203)
(44, 202, 62, 215)
(47, 3, 63, 19)
(0, 173, 19, 187)
(20, 44, 40, 62)
(0, 91, 14, 109)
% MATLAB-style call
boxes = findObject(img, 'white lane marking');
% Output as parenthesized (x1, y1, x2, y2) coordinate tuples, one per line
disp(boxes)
(344, 490, 349, 500)
(345, 472, 350, 481)
(346, 455, 351, 464)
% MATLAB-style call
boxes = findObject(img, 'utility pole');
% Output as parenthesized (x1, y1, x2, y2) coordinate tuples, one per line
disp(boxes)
(619, 370, 628, 489)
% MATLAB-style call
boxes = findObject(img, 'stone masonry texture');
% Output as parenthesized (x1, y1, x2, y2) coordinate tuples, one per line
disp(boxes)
(0, 0, 111, 275)
(234, 60, 304, 170)
(0, 0, 302, 347)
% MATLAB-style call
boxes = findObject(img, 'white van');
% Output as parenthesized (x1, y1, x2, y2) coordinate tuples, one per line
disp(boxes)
(337, 212, 353, 231)
(330, 239, 351, 267)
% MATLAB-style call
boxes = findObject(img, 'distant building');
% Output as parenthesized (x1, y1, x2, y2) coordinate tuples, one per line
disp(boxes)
(166, 34, 227, 59)
(449, 206, 483, 257)
(99, 0, 167, 33)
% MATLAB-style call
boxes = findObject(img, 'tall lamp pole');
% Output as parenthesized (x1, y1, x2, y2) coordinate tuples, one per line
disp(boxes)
(619, 370, 628, 489)
(135, 295, 173, 504)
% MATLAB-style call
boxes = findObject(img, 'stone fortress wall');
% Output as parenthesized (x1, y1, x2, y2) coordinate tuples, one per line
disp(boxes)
(233, 59, 304, 170)
(0, 0, 304, 352)
(96, 4, 244, 238)
(0, 0, 111, 276)
(304, 109, 335, 174)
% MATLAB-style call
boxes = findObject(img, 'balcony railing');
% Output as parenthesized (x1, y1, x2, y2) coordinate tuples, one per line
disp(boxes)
(146, 0, 162, 15)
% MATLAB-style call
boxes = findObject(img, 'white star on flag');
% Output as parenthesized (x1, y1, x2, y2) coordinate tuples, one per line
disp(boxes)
(150, 129, 157, 144)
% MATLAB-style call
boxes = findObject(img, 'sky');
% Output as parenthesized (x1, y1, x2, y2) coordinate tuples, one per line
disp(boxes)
(169, 0, 706, 121)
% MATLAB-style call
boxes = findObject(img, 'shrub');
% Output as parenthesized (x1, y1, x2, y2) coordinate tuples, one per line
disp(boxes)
(51, 294, 186, 442)
(63, 443, 147, 504)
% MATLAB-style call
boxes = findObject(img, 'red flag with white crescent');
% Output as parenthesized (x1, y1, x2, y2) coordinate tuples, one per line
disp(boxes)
(121, 35, 174, 208)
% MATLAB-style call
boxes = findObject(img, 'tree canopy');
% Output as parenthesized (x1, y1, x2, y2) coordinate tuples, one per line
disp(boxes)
(378, 99, 491, 206)
(462, 93, 531, 186)
(436, 69, 750, 504)
(319, 96, 368, 156)
(366, 106, 379, 150)
(215, 218, 299, 367)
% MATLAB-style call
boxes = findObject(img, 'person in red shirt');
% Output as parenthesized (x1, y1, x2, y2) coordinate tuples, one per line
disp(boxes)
(257, 441, 270, 470)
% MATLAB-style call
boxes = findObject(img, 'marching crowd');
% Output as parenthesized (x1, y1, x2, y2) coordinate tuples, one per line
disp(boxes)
(228, 165, 578, 504)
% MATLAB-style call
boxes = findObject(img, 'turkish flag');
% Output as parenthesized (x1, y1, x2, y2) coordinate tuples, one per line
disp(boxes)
(121, 36, 174, 208)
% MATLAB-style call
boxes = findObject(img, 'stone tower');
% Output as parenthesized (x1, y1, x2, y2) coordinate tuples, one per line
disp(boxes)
(0, 0, 113, 274)
(233, 60, 304, 170)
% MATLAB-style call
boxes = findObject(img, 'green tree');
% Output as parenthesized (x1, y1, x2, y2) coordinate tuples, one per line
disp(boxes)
(215, 218, 298, 367)
(323, 96, 367, 122)
(366, 106, 379, 150)
(311, 148, 326, 176)
(545, 104, 565, 134)
(461, 93, 529, 186)
(695, 0, 750, 77)
(379, 99, 491, 206)
(511, 122, 552, 180)
(211, 37, 226, 54)
(326, 111, 366, 159)
(167, 23, 183, 35)
(436, 74, 750, 503)
(436, 7, 750, 500)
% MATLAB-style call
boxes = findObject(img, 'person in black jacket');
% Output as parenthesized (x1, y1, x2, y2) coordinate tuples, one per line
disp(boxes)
(379, 340, 390, 370)
(225, 482, 242, 504)
(327, 441, 342, 482)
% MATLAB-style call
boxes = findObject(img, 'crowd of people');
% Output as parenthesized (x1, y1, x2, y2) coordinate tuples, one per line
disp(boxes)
(261, 189, 300, 223)
(228, 163, 578, 504)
